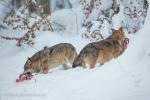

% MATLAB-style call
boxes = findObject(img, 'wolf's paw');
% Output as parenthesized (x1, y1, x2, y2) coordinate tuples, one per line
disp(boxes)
(43, 69, 48, 74)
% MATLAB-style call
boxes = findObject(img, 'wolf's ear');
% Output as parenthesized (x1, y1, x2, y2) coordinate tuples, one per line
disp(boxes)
(44, 46, 48, 50)
(119, 27, 123, 31)
(27, 57, 32, 64)
(112, 29, 116, 33)
(43, 46, 50, 54)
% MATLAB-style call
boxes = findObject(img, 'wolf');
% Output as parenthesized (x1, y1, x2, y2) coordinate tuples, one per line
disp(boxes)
(72, 28, 125, 69)
(24, 43, 77, 74)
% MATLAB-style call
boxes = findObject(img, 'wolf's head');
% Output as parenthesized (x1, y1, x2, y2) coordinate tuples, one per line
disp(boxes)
(24, 57, 40, 73)
(112, 27, 125, 44)
(24, 47, 50, 73)
(72, 64, 81, 68)
(72, 56, 82, 68)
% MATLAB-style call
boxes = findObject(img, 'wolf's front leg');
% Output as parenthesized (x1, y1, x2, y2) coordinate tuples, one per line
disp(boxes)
(42, 65, 49, 74)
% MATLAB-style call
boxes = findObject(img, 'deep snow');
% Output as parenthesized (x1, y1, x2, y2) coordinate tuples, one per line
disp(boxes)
(0, 1, 150, 100)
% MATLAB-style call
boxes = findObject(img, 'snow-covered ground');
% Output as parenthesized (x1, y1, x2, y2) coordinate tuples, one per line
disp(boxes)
(0, 1, 150, 100)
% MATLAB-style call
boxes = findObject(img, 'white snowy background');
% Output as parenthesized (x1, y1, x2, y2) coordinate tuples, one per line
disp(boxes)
(0, 0, 150, 100)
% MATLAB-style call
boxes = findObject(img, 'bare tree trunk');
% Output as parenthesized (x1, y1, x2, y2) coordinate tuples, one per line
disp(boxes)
(40, 0, 51, 15)
(11, 0, 21, 9)
(67, 0, 72, 8)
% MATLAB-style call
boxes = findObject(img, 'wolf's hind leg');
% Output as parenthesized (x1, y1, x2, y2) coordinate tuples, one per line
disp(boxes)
(65, 49, 77, 69)
(83, 55, 97, 69)
(62, 63, 71, 70)
(62, 58, 72, 70)
(66, 46, 77, 63)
